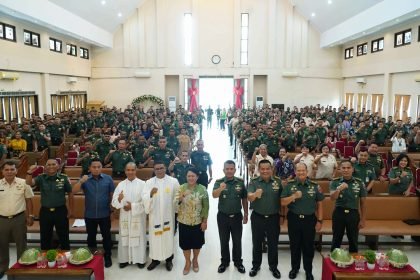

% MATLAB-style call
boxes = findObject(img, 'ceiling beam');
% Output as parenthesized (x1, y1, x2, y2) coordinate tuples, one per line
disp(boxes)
(320, 0, 420, 47)
(0, 0, 113, 48)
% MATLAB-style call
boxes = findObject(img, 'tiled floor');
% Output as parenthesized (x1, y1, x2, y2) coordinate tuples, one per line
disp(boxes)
(4, 121, 420, 279)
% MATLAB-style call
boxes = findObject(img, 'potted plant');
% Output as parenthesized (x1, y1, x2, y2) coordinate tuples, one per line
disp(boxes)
(46, 249, 57, 268)
(364, 250, 376, 270)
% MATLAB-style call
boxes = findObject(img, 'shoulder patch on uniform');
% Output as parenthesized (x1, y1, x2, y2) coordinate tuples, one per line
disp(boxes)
(392, 166, 398, 170)
(235, 176, 244, 181)
(353, 177, 362, 182)
(332, 177, 341, 181)
(288, 179, 295, 183)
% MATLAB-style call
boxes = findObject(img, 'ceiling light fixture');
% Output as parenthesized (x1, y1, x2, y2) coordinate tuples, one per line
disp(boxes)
(101, 0, 106, 5)
(328, 0, 332, 4)
(311, 12, 316, 17)
(118, 12, 122, 17)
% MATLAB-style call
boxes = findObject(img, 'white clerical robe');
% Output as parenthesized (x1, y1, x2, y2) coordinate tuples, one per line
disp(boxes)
(111, 178, 147, 264)
(143, 175, 180, 261)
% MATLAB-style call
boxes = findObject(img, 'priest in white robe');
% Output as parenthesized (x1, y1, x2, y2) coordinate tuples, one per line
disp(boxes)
(111, 162, 147, 268)
(143, 161, 180, 271)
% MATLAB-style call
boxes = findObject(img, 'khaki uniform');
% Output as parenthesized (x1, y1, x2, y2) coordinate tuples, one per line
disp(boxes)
(0, 178, 34, 274)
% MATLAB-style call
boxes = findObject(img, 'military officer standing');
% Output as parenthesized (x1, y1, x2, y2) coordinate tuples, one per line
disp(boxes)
(26, 159, 73, 250)
(281, 163, 324, 280)
(169, 151, 192, 184)
(190, 140, 213, 188)
(247, 160, 283, 279)
(212, 160, 247, 274)
(0, 161, 34, 279)
(353, 150, 376, 192)
(330, 160, 367, 253)
(105, 139, 135, 179)
(95, 134, 116, 164)
(143, 137, 175, 169)
(76, 141, 100, 176)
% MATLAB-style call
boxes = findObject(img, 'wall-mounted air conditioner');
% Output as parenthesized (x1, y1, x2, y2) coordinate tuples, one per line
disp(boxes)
(282, 71, 299, 78)
(0, 72, 19, 80)
(134, 71, 151, 78)
(67, 77, 78, 83)
(356, 78, 366, 84)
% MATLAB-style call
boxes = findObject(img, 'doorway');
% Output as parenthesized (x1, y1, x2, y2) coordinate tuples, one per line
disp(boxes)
(199, 77, 233, 110)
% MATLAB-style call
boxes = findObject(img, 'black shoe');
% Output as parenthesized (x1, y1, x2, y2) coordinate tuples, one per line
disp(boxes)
(165, 261, 173, 271)
(306, 273, 314, 280)
(119, 262, 129, 269)
(137, 263, 146, 269)
(269, 267, 281, 279)
(249, 267, 260, 277)
(104, 256, 112, 268)
(235, 263, 246, 274)
(147, 260, 161, 271)
(218, 264, 228, 273)
(289, 269, 299, 279)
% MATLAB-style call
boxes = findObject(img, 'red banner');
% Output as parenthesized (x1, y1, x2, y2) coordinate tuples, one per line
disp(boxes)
(234, 79, 244, 109)
(188, 79, 199, 112)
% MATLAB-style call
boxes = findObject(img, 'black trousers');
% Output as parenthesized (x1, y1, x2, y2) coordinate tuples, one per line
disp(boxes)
(331, 207, 360, 253)
(85, 217, 112, 258)
(39, 206, 70, 250)
(217, 212, 243, 265)
(197, 172, 208, 188)
(287, 212, 316, 273)
(251, 212, 279, 269)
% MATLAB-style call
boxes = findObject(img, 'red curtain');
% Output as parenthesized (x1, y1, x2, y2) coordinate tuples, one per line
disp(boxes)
(233, 79, 244, 109)
(188, 79, 199, 112)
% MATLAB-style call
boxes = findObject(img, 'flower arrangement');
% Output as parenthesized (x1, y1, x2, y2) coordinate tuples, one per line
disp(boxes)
(132, 95, 164, 107)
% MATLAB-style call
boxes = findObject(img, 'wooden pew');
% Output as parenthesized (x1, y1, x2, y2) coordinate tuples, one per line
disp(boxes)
(28, 195, 119, 235)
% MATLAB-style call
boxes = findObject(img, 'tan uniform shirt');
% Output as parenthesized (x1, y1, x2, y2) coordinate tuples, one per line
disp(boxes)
(0, 177, 34, 216)
(315, 154, 337, 179)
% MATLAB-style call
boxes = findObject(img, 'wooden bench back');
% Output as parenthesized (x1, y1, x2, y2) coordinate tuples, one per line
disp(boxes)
(322, 196, 420, 220)
(32, 194, 85, 218)
(63, 166, 154, 181)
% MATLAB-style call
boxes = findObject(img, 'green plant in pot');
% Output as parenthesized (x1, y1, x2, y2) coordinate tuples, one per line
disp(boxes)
(46, 249, 57, 268)
(364, 250, 376, 270)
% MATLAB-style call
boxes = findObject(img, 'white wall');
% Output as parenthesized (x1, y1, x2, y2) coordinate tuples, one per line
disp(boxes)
(89, 0, 342, 109)
(342, 20, 420, 118)
(0, 14, 91, 115)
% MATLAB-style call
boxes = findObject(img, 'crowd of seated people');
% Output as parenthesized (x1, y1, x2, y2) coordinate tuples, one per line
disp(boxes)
(0, 102, 419, 197)
(230, 104, 420, 195)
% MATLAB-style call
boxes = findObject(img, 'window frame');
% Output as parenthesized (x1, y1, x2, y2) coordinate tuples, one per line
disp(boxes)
(67, 43, 77, 56)
(49, 37, 62, 53)
(371, 37, 384, 53)
(240, 13, 249, 65)
(23, 30, 41, 48)
(80, 47, 89, 59)
(394, 29, 411, 48)
(356, 42, 368, 56)
(344, 47, 354, 60)
(0, 22, 16, 42)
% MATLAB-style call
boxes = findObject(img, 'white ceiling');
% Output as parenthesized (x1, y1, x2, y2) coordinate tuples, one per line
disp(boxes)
(291, 0, 384, 33)
(48, 0, 144, 33)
